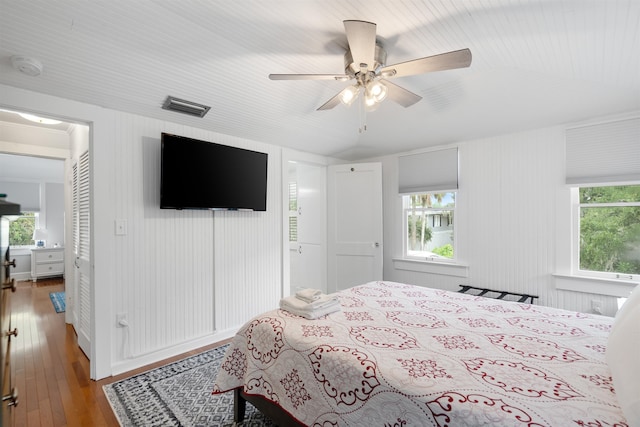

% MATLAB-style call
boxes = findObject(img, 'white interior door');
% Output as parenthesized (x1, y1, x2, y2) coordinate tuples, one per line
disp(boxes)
(289, 162, 326, 294)
(72, 150, 91, 358)
(327, 162, 383, 292)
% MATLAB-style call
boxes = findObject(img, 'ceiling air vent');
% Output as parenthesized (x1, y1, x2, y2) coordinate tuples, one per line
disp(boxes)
(162, 96, 211, 118)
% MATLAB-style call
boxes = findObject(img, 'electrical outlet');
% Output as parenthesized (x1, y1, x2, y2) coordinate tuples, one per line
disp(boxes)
(115, 219, 128, 236)
(116, 312, 128, 327)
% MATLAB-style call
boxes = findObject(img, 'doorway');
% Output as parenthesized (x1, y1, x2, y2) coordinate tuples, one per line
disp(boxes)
(0, 109, 91, 359)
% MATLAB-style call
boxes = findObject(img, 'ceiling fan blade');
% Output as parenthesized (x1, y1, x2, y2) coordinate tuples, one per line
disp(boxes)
(343, 20, 377, 70)
(383, 80, 422, 108)
(380, 48, 472, 78)
(316, 90, 345, 111)
(269, 74, 350, 81)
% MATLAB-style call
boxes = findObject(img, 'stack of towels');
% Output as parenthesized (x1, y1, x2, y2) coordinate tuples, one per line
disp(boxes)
(279, 288, 341, 319)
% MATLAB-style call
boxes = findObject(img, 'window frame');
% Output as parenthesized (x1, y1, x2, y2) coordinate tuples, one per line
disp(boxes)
(570, 185, 640, 281)
(401, 192, 457, 263)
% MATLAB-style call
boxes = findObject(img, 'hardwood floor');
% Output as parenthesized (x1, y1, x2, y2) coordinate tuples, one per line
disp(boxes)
(9, 279, 227, 426)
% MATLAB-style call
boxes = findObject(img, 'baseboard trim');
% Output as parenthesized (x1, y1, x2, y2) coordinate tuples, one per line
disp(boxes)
(12, 272, 33, 282)
(109, 328, 238, 378)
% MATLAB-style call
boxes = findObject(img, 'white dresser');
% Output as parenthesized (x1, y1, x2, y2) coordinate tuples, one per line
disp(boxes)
(31, 247, 64, 281)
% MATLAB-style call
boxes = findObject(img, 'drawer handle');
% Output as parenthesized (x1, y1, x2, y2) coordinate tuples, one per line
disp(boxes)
(3, 258, 16, 268)
(6, 327, 18, 338)
(2, 387, 18, 407)
(48, 254, 53, 258)
(2, 278, 16, 292)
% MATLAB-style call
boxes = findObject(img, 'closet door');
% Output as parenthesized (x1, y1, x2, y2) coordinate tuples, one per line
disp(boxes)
(73, 150, 91, 358)
(289, 162, 326, 294)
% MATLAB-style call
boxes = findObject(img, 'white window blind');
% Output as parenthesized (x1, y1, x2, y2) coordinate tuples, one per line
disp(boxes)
(398, 148, 458, 194)
(566, 117, 640, 185)
(0, 181, 40, 211)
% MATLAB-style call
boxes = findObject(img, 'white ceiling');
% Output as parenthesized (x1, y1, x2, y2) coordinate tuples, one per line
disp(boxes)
(1, 1, 638, 160)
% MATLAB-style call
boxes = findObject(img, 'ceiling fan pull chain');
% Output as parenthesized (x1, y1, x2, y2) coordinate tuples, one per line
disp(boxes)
(358, 97, 367, 133)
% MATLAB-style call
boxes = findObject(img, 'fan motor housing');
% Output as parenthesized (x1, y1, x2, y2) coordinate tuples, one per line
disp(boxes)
(344, 44, 387, 76)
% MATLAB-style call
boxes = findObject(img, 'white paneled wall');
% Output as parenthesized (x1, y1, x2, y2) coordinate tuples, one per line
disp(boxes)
(110, 112, 281, 370)
(213, 135, 283, 330)
(381, 125, 624, 315)
(460, 128, 563, 306)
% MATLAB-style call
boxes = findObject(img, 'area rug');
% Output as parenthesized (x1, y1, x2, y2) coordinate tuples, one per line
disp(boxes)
(49, 291, 65, 313)
(103, 344, 273, 426)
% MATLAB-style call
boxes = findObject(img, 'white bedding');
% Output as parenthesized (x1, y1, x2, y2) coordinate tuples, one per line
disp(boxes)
(213, 281, 627, 426)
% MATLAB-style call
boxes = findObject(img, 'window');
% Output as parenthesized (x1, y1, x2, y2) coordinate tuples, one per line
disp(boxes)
(403, 192, 455, 260)
(575, 185, 640, 279)
(9, 212, 38, 247)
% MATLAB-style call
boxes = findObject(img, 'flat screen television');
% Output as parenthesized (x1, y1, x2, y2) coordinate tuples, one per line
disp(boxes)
(160, 133, 268, 211)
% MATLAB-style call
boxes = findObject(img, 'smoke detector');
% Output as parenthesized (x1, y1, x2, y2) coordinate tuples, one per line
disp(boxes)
(11, 56, 43, 77)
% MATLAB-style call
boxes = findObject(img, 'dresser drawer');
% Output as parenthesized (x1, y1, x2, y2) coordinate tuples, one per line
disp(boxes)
(35, 262, 64, 276)
(34, 250, 64, 263)
(31, 248, 65, 280)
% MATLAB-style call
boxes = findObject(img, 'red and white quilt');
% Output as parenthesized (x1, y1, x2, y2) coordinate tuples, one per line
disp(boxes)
(213, 281, 627, 426)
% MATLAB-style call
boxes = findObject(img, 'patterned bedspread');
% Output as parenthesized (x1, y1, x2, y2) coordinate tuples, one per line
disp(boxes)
(213, 281, 627, 426)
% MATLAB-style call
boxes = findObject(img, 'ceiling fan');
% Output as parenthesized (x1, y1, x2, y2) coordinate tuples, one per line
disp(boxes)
(269, 20, 472, 111)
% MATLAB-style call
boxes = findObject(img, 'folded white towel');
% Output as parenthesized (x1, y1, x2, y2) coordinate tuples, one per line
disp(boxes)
(285, 294, 338, 310)
(295, 288, 322, 303)
(279, 295, 341, 319)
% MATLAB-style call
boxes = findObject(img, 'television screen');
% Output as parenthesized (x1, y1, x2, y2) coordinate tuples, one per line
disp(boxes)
(160, 133, 268, 211)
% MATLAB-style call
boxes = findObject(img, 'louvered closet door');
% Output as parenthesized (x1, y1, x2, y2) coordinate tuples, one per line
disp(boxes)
(73, 151, 91, 358)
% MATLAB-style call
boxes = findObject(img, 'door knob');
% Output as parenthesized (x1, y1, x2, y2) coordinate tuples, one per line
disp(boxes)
(3, 258, 16, 268)
(2, 278, 16, 292)
(6, 327, 18, 338)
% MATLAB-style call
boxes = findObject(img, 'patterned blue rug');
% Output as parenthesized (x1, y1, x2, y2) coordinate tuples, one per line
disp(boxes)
(49, 292, 65, 313)
(103, 344, 273, 426)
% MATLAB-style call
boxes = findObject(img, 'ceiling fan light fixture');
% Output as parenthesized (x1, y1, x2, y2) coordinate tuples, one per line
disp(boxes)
(340, 85, 360, 106)
(368, 81, 388, 103)
(363, 93, 381, 112)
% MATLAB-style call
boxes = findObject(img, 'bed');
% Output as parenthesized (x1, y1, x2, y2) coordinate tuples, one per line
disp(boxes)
(213, 281, 634, 426)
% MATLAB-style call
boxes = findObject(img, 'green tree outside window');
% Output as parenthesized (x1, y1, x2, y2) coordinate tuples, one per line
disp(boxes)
(9, 212, 36, 246)
(579, 185, 640, 275)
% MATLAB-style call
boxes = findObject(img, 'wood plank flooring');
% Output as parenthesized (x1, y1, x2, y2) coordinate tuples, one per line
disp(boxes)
(8, 279, 228, 426)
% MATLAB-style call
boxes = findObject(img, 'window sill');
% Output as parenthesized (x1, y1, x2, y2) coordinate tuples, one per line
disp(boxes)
(392, 258, 469, 277)
(553, 273, 638, 298)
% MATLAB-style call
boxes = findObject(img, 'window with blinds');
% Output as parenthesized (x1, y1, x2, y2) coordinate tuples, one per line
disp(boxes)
(398, 148, 458, 261)
(566, 117, 640, 280)
(566, 117, 640, 185)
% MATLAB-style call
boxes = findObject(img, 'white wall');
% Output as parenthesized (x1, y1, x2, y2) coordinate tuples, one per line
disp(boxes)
(107, 114, 283, 374)
(44, 182, 64, 246)
(378, 124, 633, 316)
(2, 84, 284, 379)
